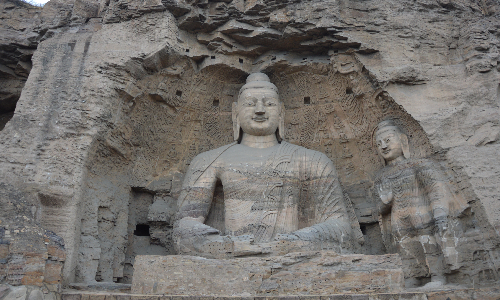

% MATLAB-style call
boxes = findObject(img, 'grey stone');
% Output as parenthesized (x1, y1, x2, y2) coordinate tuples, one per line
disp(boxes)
(0, 285, 10, 300)
(27, 290, 43, 300)
(173, 73, 362, 259)
(373, 120, 472, 288)
(4, 287, 27, 300)
(1, 0, 500, 292)
(131, 252, 404, 295)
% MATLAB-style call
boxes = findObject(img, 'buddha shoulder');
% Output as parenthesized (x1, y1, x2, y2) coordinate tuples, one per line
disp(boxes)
(188, 142, 237, 171)
(284, 142, 333, 164)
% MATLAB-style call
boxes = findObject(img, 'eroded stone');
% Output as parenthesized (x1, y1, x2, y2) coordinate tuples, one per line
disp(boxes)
(132, 252, 404, 296)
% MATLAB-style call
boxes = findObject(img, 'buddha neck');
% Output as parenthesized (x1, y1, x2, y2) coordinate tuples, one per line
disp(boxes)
(386, 155, 406, 166)
(240, 133, 279, 149)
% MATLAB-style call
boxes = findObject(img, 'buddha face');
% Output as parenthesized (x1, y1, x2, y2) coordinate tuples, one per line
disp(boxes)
(375, 127, 405, 163)
(237, 87, 281, 136)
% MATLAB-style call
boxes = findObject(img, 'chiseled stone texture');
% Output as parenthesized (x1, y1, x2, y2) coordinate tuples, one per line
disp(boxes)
(1, 0, 500, 290)
(0, 285, 59, 300)
(372, 120, 470, 286)
(59, 288, 500, 300)
(424, 287, 500, 300)
(0, 1, 40, 130)
(173, 73, 363, 260)
(131, 252, 404, 296)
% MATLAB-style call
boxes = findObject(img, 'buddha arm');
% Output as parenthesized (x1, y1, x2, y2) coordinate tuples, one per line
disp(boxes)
(418, 160, 451, 224)
(291, 153, 353, 245)
(173, 154, 220, 254)
(176, 163, 218, 222)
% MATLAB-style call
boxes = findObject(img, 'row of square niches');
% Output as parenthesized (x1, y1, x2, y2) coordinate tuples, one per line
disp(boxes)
(184, 49, 341, 63)
(171, 94, 352, 106)
(184, 49, 245, 64)
(174, 89, 352, 106)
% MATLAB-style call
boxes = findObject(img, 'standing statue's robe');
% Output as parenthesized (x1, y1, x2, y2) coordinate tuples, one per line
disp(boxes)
(177, 141, 356, 250)
(374, 158, 469, 278)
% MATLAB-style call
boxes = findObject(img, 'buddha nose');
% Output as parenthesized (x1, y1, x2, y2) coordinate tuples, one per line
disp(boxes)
(380, 140, 387, 149)
(255, 101, 265, 115)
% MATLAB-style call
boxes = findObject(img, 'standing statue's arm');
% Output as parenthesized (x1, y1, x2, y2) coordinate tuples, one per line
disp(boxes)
(418, 161, 451, 231)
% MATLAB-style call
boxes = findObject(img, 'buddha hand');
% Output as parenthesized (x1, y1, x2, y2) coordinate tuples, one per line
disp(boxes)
(175, 217, 220, 237)
(378, 180, 393, 204)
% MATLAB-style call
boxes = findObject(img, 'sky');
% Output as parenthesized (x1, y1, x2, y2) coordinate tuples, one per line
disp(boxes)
(30, 0, 50, 5)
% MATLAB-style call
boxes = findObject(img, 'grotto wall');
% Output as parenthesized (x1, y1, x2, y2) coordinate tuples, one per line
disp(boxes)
(0, 0, 500, 292)
(0, 1, 40, 130)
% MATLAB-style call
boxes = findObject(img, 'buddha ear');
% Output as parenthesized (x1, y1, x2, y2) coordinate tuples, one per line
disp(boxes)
(232, 102, 240, 141)
(400, 133, 410, 159)
(278, 102, 286, 140)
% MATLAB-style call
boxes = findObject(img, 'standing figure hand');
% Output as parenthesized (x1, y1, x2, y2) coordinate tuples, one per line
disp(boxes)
(379, 180, 394, 204)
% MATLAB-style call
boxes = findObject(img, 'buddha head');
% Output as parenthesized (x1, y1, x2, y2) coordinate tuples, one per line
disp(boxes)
(375, 119, 410, 165)
(232, 73, 285, 141)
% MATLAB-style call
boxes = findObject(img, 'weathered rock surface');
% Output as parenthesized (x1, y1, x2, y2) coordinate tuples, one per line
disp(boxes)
(132, 252, 404, 296)
(59, 288, 500, 300)
(0, 284, 59, 300)
(0, 0, 500, 294)
(0, 1, 41, 130)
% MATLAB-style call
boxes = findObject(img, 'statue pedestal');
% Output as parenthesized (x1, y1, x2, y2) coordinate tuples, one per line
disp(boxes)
(131, 251, 404, 296)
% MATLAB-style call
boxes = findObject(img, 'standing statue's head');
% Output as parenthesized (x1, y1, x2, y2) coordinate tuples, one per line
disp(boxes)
(232, 73, 285, 141)
(375, 119, 410, 165)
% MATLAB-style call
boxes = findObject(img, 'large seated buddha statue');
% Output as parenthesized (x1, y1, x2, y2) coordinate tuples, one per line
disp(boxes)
(173, 73, 361, 258)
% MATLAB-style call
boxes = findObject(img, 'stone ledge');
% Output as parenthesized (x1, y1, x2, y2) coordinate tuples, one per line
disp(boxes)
(62, 293, 426, 300)
(68, 283, 132, 292)
(60, 287, 500, 300)
(57, 288, 500, 300)
(131, 252, 404, 296)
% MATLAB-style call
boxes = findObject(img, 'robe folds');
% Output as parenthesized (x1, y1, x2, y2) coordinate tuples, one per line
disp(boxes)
(177, 141, 359, 251)
(374, 158, 469, 277)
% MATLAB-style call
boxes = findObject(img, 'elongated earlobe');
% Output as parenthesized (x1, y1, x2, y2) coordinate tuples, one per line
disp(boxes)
(401, 134, 410, 159)
(232, 102, 240, 141)
(278, 103, 285, 140)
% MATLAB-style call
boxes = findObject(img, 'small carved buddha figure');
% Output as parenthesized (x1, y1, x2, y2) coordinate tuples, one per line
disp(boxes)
(173, 73, 359, 258)
(374, 119, 467, 288)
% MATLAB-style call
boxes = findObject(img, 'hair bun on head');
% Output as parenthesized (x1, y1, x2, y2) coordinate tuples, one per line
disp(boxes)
(239, 72, 278, 96)
(246, 73, 270, 83)
(375, 119, 403, 135)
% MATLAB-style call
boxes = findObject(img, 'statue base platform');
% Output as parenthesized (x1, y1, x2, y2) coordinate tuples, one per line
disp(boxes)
(131, 251, 404, 296)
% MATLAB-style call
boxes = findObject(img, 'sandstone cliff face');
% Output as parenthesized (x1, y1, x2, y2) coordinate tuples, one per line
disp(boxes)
(0, 1, 40, 130)
(0, 0, 499, 290)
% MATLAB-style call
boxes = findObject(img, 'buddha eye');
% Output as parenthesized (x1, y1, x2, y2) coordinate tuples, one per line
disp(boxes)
(386, 138, 390, 143)
(266, 101, 277, 106)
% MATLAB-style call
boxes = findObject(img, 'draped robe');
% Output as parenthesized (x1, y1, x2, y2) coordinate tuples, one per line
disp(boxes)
(176, 141, 355, 250)
(374, 158, 468, 278)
